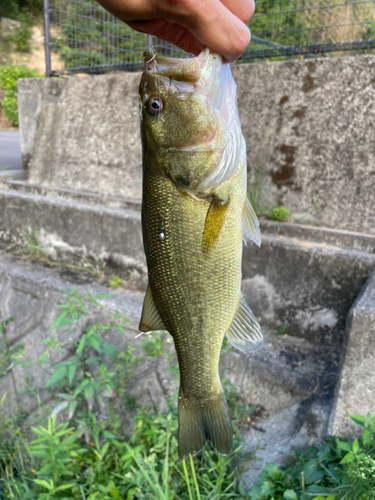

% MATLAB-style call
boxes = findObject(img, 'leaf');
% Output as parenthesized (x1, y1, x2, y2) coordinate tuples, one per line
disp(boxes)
(337, 440, 352, 452)
(126, 488, 137, 500)
(50, 400, 69, 417)
(340, 452, 355, 464)
(68, 364, 78, 384)
(74, 378, 89, 396)
(84, 383, 95, 401)
(88, 333, 102, 352)
(303, 459, 325, 485)
(352, 438, 359, 453)
(55, 483, 77, 492)
(77, 334, 87, 355)
(264, 462, 283, 481)
(350, 415, 366, 427)
(68, 400, 78, 419)
(260, 479, 277, 496)
(49, 311, 69, 331)
(33, 479, 53, 490)
(94, 293, 114, 299)
(107, 481, 121, 500)
(101, 341, 119, 356)
(103, 430, 117, 439)
(363, 427, 372, 444)
(283, 489, 299, 500)
(46, 366, 67, 387)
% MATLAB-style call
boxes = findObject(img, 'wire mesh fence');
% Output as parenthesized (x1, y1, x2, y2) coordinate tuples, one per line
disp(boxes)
(44, 0, 375, 75)
(44, 0, 188, 75)
(243, 0, 375, 59)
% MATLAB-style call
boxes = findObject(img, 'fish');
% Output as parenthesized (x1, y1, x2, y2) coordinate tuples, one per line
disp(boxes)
(138, 47, 263, 459)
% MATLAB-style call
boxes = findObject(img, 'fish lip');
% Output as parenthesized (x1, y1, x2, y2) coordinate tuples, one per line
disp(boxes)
(177, 129, 217, 150)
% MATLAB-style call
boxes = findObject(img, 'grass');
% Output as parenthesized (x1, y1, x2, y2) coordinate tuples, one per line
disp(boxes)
(1, 289, 375, 499)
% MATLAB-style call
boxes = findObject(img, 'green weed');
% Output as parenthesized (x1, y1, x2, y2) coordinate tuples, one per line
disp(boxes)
(108, 275, 123, 288)
(269, 206, 291, 222)
(0, 64, 42, 126)
(249, 414, 375, 499)
(0, 289, 249, 499)
(273, 323, 288, 337)
(1, 290, 375, 499)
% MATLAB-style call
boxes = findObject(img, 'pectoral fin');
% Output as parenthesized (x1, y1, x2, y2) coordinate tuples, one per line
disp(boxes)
(242, 198, 261, 247)
(226, 296, 263, 354)
(139, 285, 167, 333)
(202, 199, 229, 259)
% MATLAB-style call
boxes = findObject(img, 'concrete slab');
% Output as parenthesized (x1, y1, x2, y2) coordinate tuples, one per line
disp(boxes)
(328, 268, 375, 438)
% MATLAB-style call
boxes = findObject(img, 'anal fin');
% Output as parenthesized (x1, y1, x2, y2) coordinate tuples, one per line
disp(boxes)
(226, 296, 263, 354)
(242, 198, 261, 247)
(139, 285, 167, 333)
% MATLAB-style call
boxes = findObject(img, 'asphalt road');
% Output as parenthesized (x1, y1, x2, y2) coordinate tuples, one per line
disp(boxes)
(0, 130, 23, 176)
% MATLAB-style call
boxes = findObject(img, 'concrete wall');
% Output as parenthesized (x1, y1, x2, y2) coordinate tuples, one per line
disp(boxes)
(18, 54, 375, 234)
(18, 73, 142, 199)
(232, 56, 375, 235)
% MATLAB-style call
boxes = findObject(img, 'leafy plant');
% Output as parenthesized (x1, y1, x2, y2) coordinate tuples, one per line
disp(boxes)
(108, 275, 122, 288)
(269, 206, 291, 222)
(37, 288, 132, 424)
(8, 11, 34, 52)
(273, 323, 288, 337)
(0, 64, 42, 126)
(250, 414, 375, 499)
(2, 288, 375, 500)
(0, 289, 253, 499)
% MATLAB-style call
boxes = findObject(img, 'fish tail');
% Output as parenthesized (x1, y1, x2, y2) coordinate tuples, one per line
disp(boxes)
(178, 385, 233, 460)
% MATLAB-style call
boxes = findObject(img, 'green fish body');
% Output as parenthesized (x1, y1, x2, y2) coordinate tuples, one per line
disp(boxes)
(138, 48, 262, 459)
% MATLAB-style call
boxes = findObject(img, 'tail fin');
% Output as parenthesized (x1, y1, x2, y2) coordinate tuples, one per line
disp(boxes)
(178, 386, 233, 460)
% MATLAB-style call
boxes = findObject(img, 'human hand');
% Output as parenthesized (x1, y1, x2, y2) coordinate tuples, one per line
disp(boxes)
(95, 0, 254, 62)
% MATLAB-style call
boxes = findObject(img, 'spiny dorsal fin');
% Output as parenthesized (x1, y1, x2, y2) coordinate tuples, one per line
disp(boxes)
(202, 199, 229, 259)
(139, 285, 167, 333)
(226, 296, 263, 354)
(242, 198, 261, 247)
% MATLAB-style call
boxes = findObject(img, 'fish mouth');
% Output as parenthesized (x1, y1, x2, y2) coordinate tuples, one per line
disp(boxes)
(143, 47, 226, 105)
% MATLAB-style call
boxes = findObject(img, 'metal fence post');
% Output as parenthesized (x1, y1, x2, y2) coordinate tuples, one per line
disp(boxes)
(43, 0, 52, 77)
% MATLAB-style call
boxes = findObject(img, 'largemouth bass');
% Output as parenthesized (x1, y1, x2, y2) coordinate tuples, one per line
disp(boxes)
(138, 47, 263, 459)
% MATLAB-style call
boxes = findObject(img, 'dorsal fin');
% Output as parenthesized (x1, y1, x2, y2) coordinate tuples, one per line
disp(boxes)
(242, 198, 261, 247)
(202, 199, 229, 259)
(139, 285, 167, 333)
(226, 296, 263, 354)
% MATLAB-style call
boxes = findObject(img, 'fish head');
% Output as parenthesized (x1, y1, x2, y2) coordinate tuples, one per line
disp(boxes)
(139, 48, 243, 196)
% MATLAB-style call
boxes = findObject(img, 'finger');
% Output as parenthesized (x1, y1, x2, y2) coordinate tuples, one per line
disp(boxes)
(219, 0, 255, 24)
(128, 19, 204, 56)
(155, 0, 251, 62)
(95, 0, 156, 22)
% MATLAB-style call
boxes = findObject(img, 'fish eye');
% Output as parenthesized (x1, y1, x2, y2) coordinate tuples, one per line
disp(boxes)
(147, 95, 164, 115)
